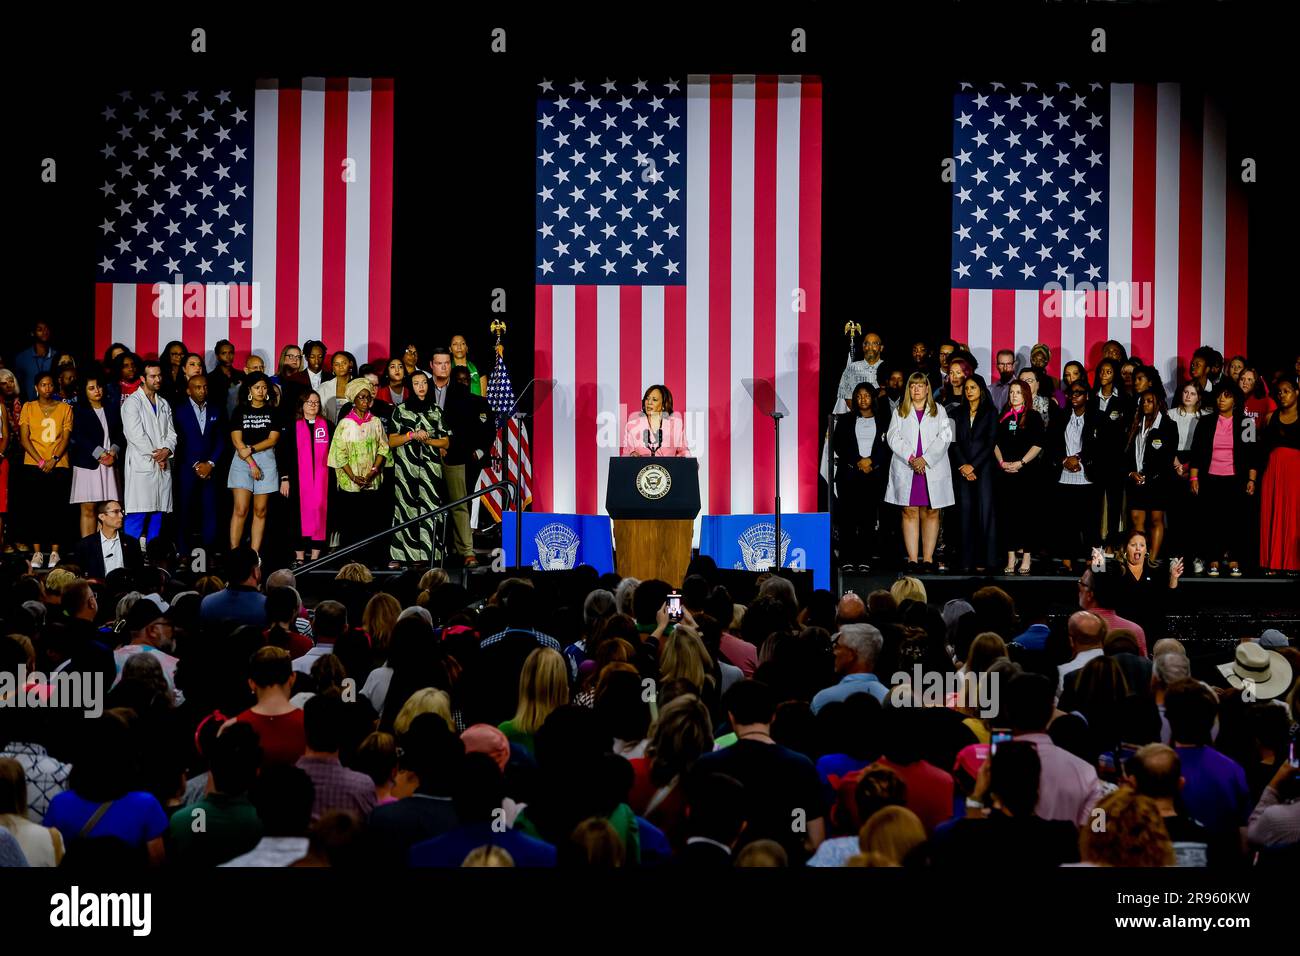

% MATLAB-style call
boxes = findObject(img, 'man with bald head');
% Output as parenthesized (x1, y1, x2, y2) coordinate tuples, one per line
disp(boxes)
(811, 623, 887, 714)
(1127, 743, 1232, 867)
(227, 353, 266, 415)
(834, 592, 867, 627)
(835, 331, 886, 412)
(1056, 610, 1107, 696)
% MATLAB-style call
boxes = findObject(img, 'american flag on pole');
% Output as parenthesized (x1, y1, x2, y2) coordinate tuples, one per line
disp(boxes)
(950, 81, 1248, 395)
(94, 79, 394, 368)
(532, 76, 823, 517)
(475, 351, 533, 523)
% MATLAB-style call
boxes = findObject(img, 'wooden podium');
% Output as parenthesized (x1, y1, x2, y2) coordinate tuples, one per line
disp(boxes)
(606, 457, 701, 587)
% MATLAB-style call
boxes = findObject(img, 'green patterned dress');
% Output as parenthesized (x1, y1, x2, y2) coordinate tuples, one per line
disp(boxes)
(387, 401, 450, 563)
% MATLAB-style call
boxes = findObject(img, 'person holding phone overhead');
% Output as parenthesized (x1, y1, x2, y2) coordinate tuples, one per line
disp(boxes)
(624, 384, 690, 457)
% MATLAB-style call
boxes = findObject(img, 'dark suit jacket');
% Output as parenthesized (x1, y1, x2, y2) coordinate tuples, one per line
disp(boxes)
(832, 408, 892, 485)
(950, 400, 996, 475)
(173, 398, 227, 470)
(74, 531, 143, 580)
(443, 387, 497, 472)
(68, 401, 126, 471)
(1089, 390, 1134, 475)
(1189, 410, 1259, 483)
(1124, 415, 1180, 483)
(1045, 408, 1104, 483)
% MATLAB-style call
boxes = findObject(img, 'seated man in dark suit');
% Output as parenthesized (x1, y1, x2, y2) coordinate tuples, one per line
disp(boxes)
(73, 499, 143, 580)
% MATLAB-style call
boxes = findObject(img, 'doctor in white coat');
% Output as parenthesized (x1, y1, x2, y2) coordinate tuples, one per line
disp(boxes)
(121, 360, 177, 544)
(886, 372, 954, 572)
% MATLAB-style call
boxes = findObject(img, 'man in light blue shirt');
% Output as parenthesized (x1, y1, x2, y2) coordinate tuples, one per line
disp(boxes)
(811, 623, 888, 714)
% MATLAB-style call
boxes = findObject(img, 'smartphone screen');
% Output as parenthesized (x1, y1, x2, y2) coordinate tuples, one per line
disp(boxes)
(990, 728, 1012, 756)
(667, 591, 683, 622)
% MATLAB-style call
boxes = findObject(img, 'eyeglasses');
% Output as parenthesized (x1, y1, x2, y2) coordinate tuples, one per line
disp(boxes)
(102, 509, 126, 516)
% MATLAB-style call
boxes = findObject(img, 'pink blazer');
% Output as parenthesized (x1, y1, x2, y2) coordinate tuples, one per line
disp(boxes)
(623, 412, 690, 457)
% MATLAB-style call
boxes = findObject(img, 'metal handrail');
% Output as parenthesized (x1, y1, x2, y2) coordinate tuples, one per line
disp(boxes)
(293, 477, 522, 574)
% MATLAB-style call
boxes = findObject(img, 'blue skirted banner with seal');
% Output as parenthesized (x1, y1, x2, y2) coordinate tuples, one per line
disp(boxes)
(698, 513, 831, 590)
(501, 512, 615, 575)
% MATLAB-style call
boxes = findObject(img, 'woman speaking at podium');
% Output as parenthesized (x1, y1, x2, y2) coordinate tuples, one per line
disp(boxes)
(624, 384, 690, 456)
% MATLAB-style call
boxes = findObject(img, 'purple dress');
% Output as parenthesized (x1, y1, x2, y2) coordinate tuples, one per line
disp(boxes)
(909, 409, 930, 506)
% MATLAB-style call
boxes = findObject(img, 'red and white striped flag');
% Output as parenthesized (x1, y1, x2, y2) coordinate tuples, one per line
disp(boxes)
(475, 351, 534, 523)
(950, 82, 1247, 391)
(93, 78, 394, 367)
(531, 75, 823, 517)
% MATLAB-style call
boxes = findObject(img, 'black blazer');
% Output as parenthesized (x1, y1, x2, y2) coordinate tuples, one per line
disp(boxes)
(443, 390, 497, 470)
(1124, 414, 1180, 483)
(1188, 411, 1258, 483)
(1089, 389, 1134, 473)
(950, 401, 996, 475)
(832, 407, 892, 484)
(73, 531, 143, 580)
(1045, 408, 1104, 483)
(274, 415, 333, 492)
(68, 401, 125, 471)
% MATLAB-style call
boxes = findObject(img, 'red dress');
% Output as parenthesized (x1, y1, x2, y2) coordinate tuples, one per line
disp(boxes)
(1259, 413, 1300, 571)
(0, 397, 19, 513)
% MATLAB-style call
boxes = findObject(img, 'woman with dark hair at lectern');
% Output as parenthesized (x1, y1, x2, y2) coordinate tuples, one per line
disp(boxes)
(624, 384, 690, 457)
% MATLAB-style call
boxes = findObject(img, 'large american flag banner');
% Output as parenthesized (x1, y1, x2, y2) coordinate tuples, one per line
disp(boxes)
(950, 82, 1248, 395)
(532, 76, 823, 517)
(94, 79, 394, 367)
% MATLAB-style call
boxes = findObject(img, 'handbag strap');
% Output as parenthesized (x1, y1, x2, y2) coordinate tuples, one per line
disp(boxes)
(79, 800, 114, 838)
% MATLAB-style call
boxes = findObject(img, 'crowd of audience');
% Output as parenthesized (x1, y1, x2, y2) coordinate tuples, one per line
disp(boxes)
(2, 551, 1296, 868)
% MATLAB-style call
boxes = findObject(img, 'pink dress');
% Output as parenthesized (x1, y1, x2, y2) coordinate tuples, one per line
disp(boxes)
(297, 417, 331, 540)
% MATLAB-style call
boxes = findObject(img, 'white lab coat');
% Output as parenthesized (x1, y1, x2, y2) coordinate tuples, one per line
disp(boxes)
(121, 389, 177, 514)
(885, 404, 955, 509)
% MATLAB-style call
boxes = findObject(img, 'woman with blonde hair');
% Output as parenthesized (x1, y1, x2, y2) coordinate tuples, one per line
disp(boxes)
(334, 562, 374, 584)
(848, 805, 926, 867)
(393, 688, 453, 735)
(885, 372, 954, 572)
(462, 845, 515, 867)
(0, 758, 64, 866)
(499, 647, 569, 755)
(658, 625, 717, 700)
(889, 575, 927, 606)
